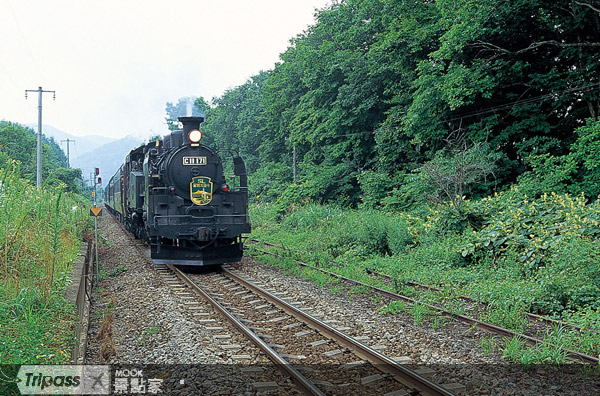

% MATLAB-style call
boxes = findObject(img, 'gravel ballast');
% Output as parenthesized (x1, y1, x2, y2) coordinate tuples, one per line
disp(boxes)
(85, 213, 599, 395)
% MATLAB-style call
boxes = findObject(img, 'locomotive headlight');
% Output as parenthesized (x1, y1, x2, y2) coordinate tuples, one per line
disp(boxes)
(188, 129, 202, 143)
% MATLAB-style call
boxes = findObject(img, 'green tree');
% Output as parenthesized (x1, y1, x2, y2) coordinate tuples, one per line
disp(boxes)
(0, 121, 82, 192)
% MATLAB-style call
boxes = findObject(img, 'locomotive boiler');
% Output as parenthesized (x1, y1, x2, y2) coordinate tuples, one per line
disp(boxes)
(105, 116, 251, 266)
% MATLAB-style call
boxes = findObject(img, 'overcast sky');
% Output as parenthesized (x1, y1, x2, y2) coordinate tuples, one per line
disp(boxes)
(0, 0, 331, 139)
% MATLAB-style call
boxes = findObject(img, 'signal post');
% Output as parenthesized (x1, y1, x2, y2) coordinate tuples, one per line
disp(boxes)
(90, 168, 102, 283)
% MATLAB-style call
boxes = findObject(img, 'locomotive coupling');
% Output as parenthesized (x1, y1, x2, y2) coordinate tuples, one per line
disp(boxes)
(196, 227, 214, 242)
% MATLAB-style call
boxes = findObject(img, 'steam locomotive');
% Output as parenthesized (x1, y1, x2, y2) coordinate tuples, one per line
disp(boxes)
(104, 116, 251, 266)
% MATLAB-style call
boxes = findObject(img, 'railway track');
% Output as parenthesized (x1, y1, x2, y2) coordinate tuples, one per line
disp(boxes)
(253, 239, 593, 332)
(94, 212, 598, 395)
(362, 268, 599, 336)
(158, 263, 459, 396)
(248, 241, 599, 365)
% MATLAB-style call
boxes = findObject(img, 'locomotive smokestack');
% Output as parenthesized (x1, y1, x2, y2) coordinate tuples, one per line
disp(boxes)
(178, 116, 204, 135)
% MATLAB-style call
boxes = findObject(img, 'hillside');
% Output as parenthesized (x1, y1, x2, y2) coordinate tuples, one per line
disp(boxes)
(28, 124, 116, 159)
(71, 135, 144, 185)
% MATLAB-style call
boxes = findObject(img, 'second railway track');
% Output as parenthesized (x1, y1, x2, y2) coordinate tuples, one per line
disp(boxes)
(248, 241, 599, 365)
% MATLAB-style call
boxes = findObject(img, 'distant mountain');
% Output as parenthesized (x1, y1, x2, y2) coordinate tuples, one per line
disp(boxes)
(71, 136, 145, 187)
(28, 124, 117, 159)
(25, 123, 143, 187)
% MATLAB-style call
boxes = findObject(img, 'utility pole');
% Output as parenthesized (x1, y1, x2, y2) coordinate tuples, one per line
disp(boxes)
(93, 168, 100, 283)
(25, 87, 56, 187)
(61, 138, 75, 168)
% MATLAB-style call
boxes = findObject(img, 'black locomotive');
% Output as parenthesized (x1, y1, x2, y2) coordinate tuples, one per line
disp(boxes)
(104, 116, 251, 266)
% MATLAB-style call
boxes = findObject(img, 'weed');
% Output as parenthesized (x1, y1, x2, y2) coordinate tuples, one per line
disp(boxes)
(145, 325, 159, 335)
(520, 348, 538, 370)
(501, 336, 527, 362)
(480, 335, 496, 356)
(349, 285, 371, 295)
(97, 268, 108, 282)
(379, 300, 407, 315)
(370, 294, 383, 305)
(411, 301, 431, 325)
(327, 285, 344, 294)
(431, 315, 446, 329)
(109, 266, 128, 277)
(483, 299, 528, 333)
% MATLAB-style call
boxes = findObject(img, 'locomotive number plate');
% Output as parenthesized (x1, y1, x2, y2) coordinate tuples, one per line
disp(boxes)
(183, 156, 207, 166)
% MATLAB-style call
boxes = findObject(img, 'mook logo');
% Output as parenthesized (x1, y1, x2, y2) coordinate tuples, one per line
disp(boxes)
(16, 365, 110, 395)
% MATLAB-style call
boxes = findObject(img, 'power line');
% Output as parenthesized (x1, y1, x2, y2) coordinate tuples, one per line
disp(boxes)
(7, 0, 44, 83)
(444, 82, 600, 123)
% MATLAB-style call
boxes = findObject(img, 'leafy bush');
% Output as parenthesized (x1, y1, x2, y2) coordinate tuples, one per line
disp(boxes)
(532, 237, 600, 313)
(461, 188, 600, 271)
(385, 217, 414, 255)
(517, 119, 600, 199)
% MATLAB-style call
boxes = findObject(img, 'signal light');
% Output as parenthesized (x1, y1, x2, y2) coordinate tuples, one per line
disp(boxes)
(169, 186, 176, 195)
(221, 184, 230, 192)
(97, 177, 102, 184)
(95, 168, 99, 175)
(188, 130, 202, 143)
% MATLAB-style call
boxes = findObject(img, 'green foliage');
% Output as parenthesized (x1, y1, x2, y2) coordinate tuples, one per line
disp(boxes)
(518, 119, 600, 199)
(357, 170, 418, 209)
(379, 300, 407, 315)
(416, 141, 502, 212)
(0, 121, 81, 193)
(0, 287, 76, 364)
(45, 167, 83, 194)
(500, 331, 569, 368)
(250, 197, 600, 358)
(461, 188, 600, 271)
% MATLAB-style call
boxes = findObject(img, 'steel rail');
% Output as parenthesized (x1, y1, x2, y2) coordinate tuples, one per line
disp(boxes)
(252, 239, 597, 335)
(166, 264, 325, 396)
(363, 268, 599, 336)
(250, 246, 599, 365)
(223, 268, 457, 396)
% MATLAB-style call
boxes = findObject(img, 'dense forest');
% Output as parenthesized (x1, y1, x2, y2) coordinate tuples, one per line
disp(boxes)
(194, 0, 600, 209)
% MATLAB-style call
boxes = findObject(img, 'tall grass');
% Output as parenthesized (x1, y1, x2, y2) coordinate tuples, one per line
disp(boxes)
(0, 160, 91, 363)
(0, 161, 88, 298)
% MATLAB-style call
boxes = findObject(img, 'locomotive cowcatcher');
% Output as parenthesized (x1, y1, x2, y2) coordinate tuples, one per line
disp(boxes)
(105, 116, 251, 266)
